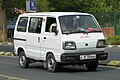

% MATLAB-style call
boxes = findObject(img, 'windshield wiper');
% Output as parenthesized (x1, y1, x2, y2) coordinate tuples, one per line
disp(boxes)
(63, 29, 102, 34)
(72, 30, 88, 33)
(88, 30, 102, 33)
(63, 30, 88, 35)
(62, 31, 70, 34)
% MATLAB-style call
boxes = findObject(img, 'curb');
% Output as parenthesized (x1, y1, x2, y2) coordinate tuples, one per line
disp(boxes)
(107, 45, 120, 48)
(99, 60, 120, 67)
(0, 52, 14, 56)
(0, 43, 13, 45)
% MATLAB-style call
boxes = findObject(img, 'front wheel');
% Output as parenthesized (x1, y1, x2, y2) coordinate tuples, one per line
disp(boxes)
(85, 61, 98, 71)
(19, 51, 30, 68)
(46, 54, 60, 72)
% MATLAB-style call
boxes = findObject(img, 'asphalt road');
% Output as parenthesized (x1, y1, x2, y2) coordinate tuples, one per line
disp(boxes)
(0, 44, 120, 65)
(0, 56, 120, 80)
(1, 44, 120, 80)
(0, 44, 14, 52)
(0, 44, 120, 66)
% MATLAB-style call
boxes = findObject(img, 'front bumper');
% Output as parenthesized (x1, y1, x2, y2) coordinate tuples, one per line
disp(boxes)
(61, 51, 108, 64)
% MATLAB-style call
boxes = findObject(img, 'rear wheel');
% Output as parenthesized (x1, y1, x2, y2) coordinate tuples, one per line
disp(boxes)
(46, 54, 60, 72)
(85, 61, 98, 71)
(19, 51, 30, 68)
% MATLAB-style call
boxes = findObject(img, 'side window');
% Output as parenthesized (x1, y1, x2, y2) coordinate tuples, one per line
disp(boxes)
(28, 17, 43, 33)
(45, 17, 56, 32)
(17, 17, 28, 32)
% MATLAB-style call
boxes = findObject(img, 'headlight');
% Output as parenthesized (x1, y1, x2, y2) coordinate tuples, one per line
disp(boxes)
(96, 40, 106, 48)
(63, 41, 76, 50)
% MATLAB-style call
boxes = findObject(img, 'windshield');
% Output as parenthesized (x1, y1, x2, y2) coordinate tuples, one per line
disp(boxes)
(59, 15, 102, 34)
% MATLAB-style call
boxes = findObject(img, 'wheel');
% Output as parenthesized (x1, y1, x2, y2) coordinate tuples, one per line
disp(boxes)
(85, 61, 98, 71)
(19, 51, 30, 68)
(46, 54, 60, 72)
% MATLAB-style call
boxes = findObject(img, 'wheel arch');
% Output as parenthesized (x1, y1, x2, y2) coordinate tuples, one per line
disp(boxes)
(44, 50, 61, 62)
(17, 47, 25, 56)
(46, 52, 54, 60)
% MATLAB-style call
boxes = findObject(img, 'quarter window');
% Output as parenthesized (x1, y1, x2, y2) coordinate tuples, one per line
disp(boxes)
(17, 17, 28, 32)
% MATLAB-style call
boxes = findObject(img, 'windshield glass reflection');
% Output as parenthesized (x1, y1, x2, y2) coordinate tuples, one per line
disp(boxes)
(59, 15, 102, 34)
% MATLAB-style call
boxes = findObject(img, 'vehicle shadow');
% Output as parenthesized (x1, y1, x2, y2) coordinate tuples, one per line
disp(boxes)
(28, 63, 99, 73)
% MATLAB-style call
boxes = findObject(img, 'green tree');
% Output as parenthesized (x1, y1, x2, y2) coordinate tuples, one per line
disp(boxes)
(0, 0, 2, 7)
(36, 0, 54, 12)
(48, 0, 84, 12)
(47, 0, 120, 12)
(103, 0, 120, 12)
(2, 0, 26, 18)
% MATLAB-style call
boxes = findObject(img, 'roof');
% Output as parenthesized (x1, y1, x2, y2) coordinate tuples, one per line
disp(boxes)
(19, 12, 92, 17)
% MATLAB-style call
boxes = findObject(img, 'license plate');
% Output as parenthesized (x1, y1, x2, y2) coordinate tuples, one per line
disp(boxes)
(80, 54, 96, 60)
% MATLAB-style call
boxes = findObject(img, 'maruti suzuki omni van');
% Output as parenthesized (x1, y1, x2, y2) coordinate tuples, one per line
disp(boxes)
(14, 12, 108, 72)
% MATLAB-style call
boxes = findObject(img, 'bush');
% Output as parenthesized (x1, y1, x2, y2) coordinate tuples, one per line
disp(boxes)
(106, 36, 120, 45)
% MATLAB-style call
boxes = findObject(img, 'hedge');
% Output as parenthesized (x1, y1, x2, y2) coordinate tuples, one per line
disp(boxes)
(106, 36, 120, 45)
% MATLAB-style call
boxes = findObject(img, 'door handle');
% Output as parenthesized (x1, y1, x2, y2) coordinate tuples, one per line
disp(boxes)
(38, 37, 40, 42)
(43, 37, 46, 39)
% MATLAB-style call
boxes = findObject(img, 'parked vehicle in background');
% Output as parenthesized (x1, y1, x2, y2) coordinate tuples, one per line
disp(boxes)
(14, 12, 108, 72)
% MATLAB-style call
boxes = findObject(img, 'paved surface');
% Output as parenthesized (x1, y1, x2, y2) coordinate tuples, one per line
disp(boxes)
(99, 47, 120, 67)
(0, 56, 120, 80)
(0, 43, 120, 67)
(0, 43, 14, 56)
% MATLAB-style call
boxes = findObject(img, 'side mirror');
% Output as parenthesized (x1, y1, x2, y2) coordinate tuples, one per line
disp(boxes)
(50, 23, 58, 35)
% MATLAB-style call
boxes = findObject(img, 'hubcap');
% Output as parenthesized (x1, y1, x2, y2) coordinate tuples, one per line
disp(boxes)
(48, 58, 54, 69)
(20, 56, 25, 66)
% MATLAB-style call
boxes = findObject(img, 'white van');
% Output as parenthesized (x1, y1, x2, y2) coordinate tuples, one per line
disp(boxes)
(14, 12, 108, 72)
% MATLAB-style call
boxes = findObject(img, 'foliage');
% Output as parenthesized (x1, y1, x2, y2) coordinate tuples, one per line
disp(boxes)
(1, 0, 26, 18)
(0, 0, 2, 7)
(1, 0, 120, 18)
(93, 12, 115, 27)
(47, 0, 120, 12)
(36, 0, 54, 12)
(107, 36, 120, 45)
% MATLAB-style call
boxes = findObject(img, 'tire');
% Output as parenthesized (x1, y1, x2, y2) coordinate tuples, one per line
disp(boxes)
(19, 51, 30, 68)
(46, 54, 60, 72)
(85, 61, 98, 71)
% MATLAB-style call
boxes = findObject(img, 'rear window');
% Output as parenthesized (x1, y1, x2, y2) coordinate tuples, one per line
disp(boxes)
(17, 17, 28, 32)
